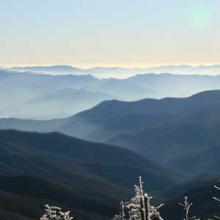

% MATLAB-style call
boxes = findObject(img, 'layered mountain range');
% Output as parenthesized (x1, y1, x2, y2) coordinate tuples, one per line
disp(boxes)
(2, 68, 220, 118)
(10, 64, 220, 78)
(1, 68, 220, 219)
(1, 90, 220, 180)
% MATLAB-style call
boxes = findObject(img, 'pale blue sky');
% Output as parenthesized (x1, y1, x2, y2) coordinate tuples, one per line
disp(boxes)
(0, 0, 219, 67)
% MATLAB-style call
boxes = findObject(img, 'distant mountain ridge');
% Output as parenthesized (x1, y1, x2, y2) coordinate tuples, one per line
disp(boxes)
(11, 65, 82, 73)
(2, 69, 220, 118)
(9, 64, 220, 78)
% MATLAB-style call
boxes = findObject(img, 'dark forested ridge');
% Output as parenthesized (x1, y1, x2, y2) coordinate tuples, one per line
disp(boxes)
(0, 129, 174, 219)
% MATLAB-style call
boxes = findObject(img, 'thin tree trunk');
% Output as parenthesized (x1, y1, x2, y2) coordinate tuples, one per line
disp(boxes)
(139, 176, 149, 220)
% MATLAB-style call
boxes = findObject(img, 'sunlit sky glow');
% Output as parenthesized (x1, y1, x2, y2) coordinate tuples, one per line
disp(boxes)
(0, 0, 219, 67)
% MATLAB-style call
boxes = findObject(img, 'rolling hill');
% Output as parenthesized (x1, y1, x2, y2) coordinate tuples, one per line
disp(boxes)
(54, 90, 220, 181)
(2, 90, 220, 181)
(0, 129, 174, 219)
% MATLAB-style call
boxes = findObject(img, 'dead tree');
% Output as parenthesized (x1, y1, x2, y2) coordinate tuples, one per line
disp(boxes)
(213, 183, 220, 219)
(179, 196, 196, 220)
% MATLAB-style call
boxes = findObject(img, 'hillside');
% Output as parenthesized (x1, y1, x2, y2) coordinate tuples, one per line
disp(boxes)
(161, 179, 220, 219)
(1, 91, 220, 178)
(0, 129, 174, 219)
(56, 90, 220, 139)
(56, 90, 220, 181)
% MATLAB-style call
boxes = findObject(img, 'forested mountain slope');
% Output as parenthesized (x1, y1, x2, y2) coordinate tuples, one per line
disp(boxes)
(0, 129, 174, 219)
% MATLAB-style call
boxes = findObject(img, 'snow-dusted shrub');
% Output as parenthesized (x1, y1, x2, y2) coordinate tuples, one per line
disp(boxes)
(40, 204, 74, 220)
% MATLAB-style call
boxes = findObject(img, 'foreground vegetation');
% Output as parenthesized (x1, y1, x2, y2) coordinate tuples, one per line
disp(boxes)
(41, 177, 220, 220)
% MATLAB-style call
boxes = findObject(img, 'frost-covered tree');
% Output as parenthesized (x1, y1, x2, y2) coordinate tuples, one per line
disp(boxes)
(126, 191, 141, 220)
(40, 204, 74, 220)
(113, 202, 127, 220)
(213, 183, 220, 219)
(112, 214, 123, 220)
(113, 177, 163, 220)
(133, 176, 163, 220)
(179, 196, 196, 220)
(121, 201, 127, 220)
(112, 215, 123, 220)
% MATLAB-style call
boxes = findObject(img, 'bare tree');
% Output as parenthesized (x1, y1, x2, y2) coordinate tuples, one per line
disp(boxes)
(179, 196, 196, 220)
(213, 183, 220, 219)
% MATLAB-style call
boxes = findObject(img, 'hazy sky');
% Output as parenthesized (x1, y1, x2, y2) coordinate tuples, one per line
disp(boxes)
(0, 0, 220, 67)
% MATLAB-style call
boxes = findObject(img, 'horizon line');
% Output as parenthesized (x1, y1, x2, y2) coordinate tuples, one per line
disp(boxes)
(2, 63, 220, 69)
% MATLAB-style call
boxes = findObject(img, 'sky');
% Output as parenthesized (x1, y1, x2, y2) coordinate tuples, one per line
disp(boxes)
(0, 0, 220, 68)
